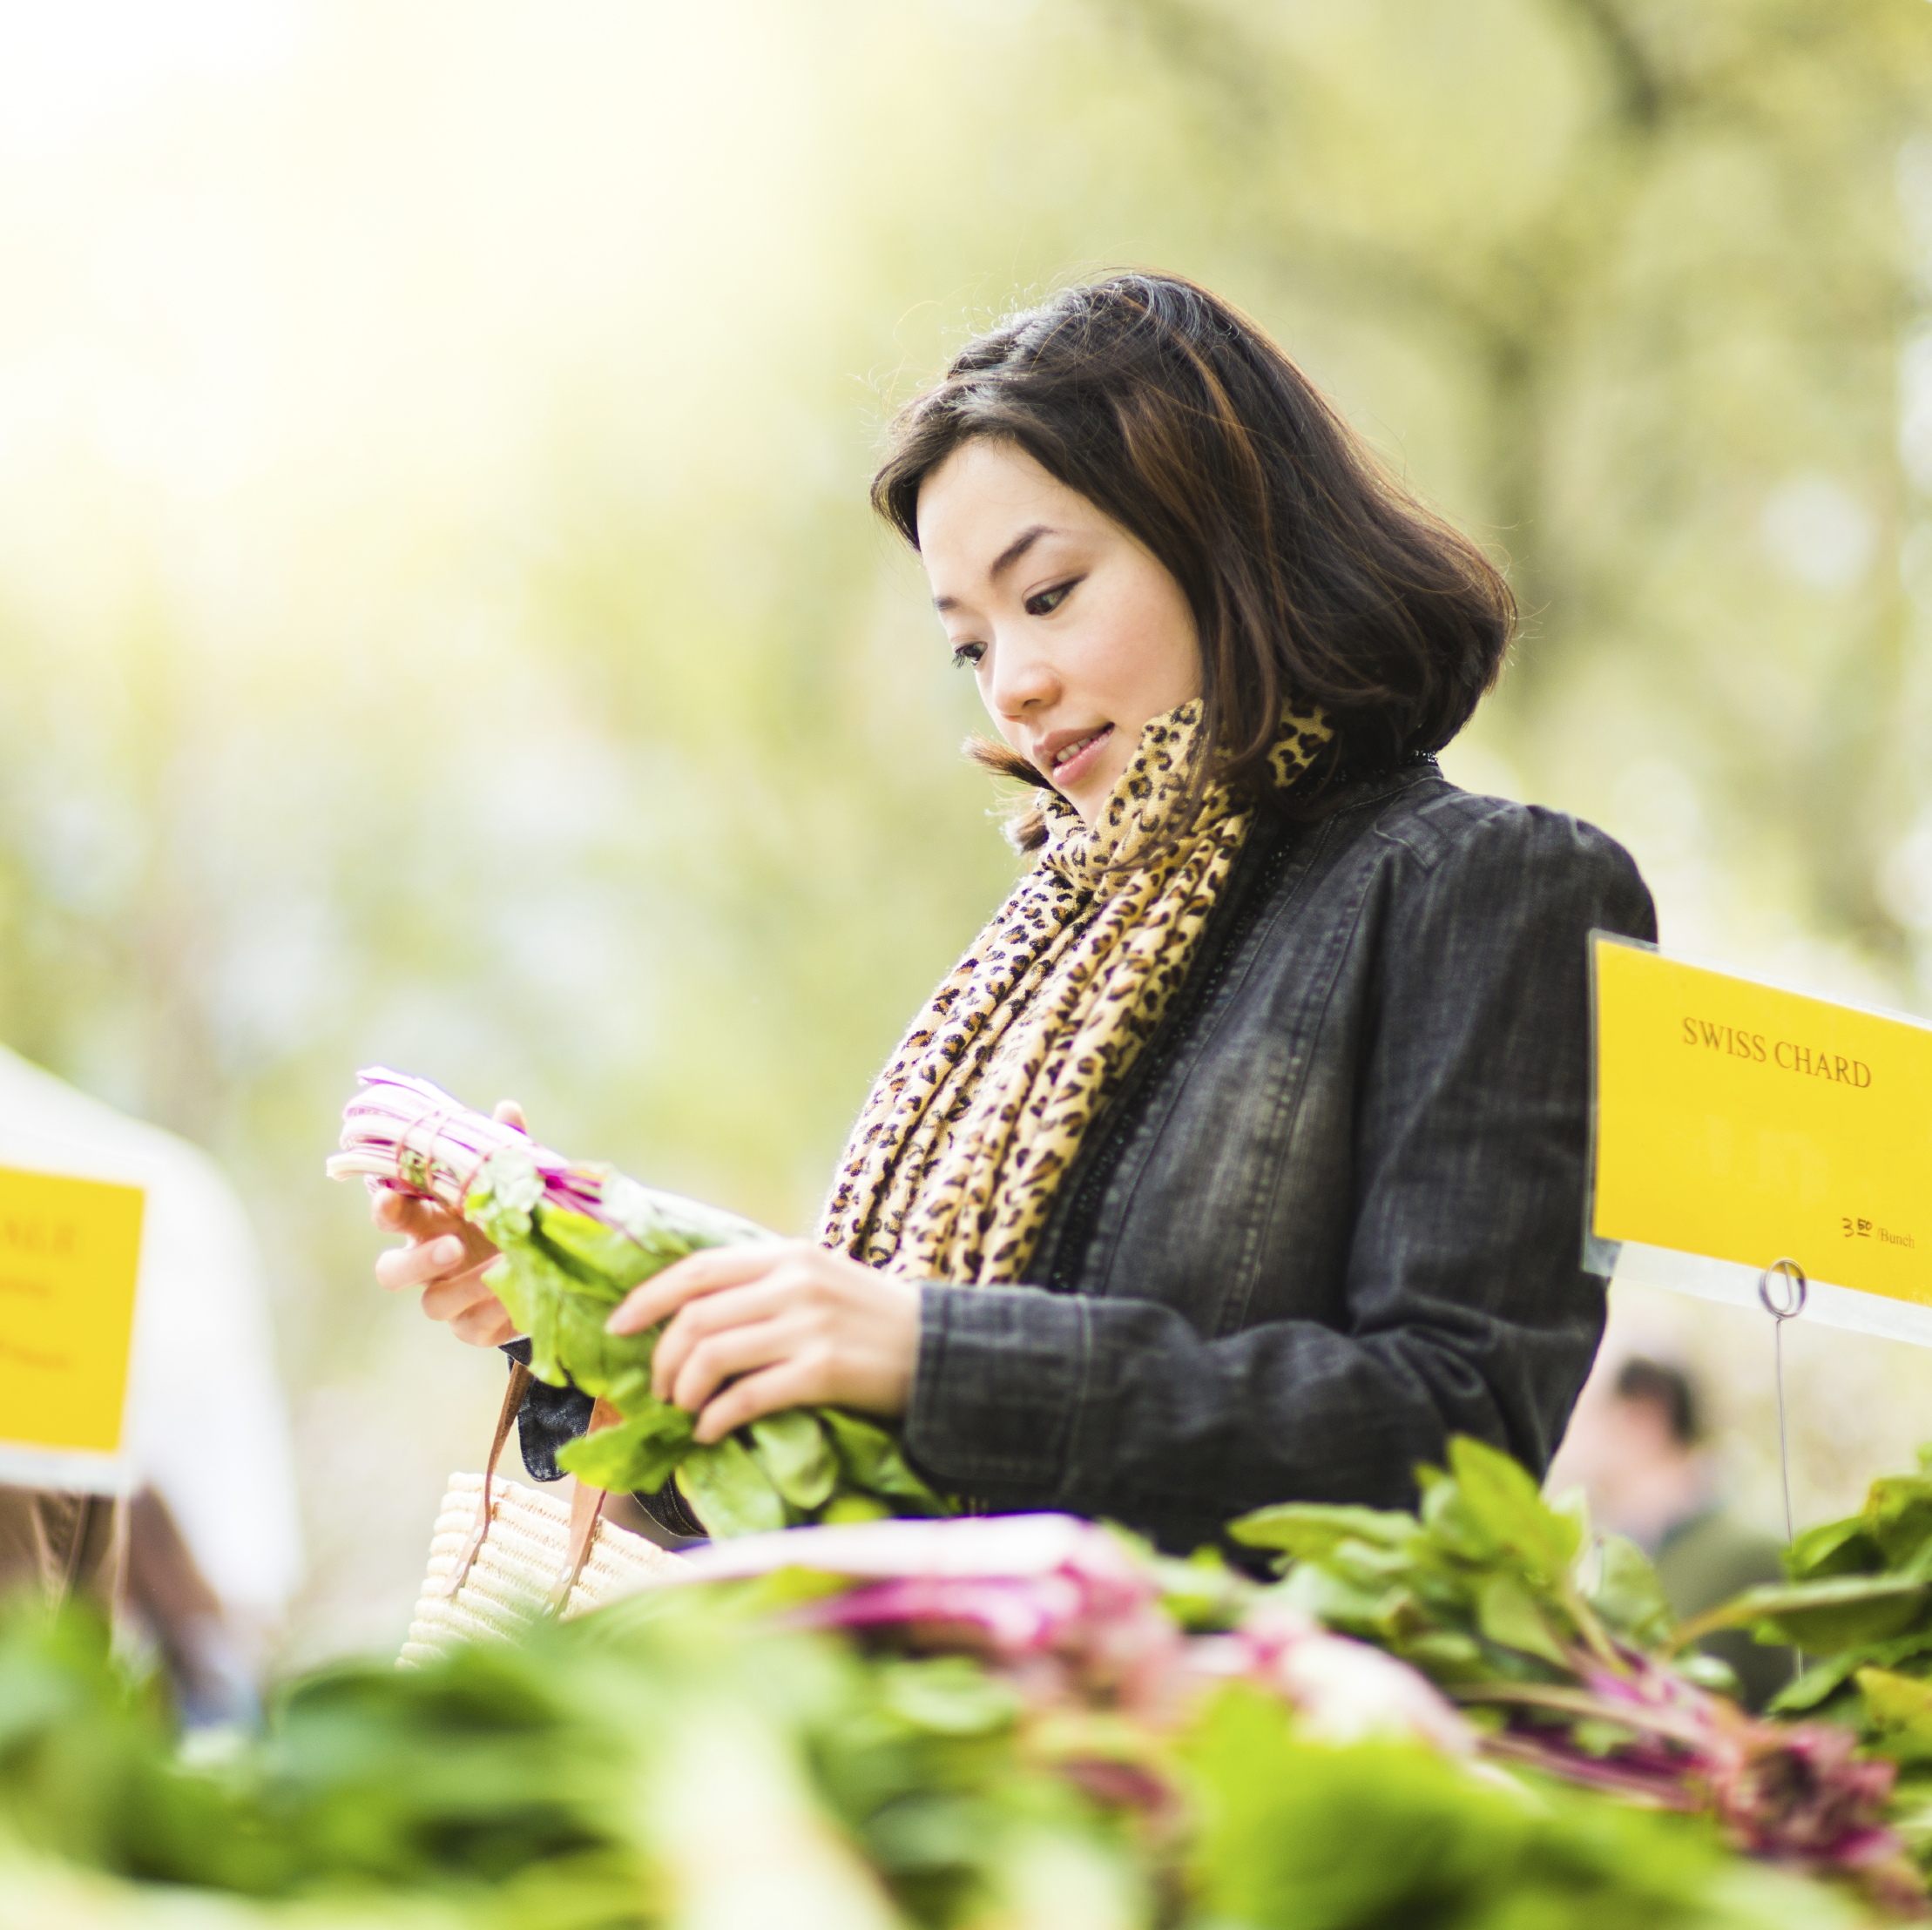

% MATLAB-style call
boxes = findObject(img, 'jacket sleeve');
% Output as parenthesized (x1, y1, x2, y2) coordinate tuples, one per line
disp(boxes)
(900, 805, 1656, 1538)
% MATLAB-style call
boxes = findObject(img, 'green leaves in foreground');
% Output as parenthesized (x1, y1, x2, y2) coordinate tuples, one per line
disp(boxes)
(0, 1601, 642, 1926)
(1181, 1683, 1861, 1930)
(0, 1589, 1874, 1930)
(0, 1588, 1148, 1930)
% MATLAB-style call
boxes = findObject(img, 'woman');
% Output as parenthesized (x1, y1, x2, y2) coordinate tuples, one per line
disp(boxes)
(376, 273, 1654, 1554)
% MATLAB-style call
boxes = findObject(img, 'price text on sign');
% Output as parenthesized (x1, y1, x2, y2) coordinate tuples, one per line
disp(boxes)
(1591, 937, 1932, 1305)
(0, 1165, 144, 1454)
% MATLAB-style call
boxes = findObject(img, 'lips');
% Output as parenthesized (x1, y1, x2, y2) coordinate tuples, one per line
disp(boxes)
(1040, 723, 1115, 788)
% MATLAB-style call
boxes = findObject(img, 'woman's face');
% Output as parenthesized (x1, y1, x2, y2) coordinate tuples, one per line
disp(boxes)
(916, 438, 1201, 826)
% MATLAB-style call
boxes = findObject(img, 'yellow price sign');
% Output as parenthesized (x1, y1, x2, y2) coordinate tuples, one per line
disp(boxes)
(0, 1164, 145, 1461)
(1591, 935, 1932, 1309)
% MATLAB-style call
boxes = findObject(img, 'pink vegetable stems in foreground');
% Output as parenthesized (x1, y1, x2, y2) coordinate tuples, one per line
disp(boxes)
(681, 1515, 1485, 1751)
(677, 1513, 1912, 1892)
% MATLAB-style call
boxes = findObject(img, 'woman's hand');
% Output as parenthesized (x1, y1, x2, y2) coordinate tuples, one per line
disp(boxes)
(607, 1243, 919, 1444)
(370, 1099, 525, 1348)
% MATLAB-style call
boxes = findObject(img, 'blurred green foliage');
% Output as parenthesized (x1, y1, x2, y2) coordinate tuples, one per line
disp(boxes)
(0, 0, 1927, 1650)
(0, 1586, 1875, 1930)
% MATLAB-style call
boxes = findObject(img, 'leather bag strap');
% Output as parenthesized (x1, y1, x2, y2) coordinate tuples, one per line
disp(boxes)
(436, 1360, 531, 1598)
(547, 1396, 620, 1612)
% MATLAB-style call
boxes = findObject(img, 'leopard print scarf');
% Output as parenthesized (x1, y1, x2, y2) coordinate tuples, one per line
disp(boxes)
(818, 697, 1331, 1286)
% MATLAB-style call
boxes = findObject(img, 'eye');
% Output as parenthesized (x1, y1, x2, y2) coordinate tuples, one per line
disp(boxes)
(950, 640, 987, 669)
(1024, 577, 1079, 617)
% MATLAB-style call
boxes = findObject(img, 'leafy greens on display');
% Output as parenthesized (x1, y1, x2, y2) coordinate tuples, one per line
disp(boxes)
(328, 1067, 950, 1536)
(1655, 1445, 1932, 1875)
(1229, 1436, 1910, 1893)
(0, 1510, 1904, 1929)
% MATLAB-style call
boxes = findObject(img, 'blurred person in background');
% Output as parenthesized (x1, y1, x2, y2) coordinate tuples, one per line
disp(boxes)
(1553, 1353, 1793, 1709)
(0, 1045, 301, 1724)
(375, 273, 1653, 1555)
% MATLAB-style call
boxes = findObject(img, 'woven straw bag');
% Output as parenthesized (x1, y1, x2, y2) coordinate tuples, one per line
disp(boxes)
(401, 1363, 685, 1667)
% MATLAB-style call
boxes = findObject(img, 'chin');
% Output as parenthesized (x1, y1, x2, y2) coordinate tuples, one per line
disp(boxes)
(1083, 760, 1132, 807)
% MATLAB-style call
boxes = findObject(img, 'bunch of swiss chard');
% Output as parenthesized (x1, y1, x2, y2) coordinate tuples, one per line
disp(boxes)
(1228, 1435, 1917, 1906)
(329, 1067, 949, 1537)
(1672, 1447, 1932, 1878)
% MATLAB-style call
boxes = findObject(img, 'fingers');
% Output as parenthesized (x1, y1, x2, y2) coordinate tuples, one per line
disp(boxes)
(373, 1189, 449, 1236)
(375, 1232, 469, 1292)
(663, 1308, 809, 1414)
(692, 1359, 828, 1445)
(638, 1250, 918, 1432)
(418, 1262, 515, 1346)
(420, 1269, 501, 1326)
(607, 1241, 800, 1335)
(649, 1279, 795, 1398)
(365, 1134, 517, 1350)
(449, 1294, 517, 1348)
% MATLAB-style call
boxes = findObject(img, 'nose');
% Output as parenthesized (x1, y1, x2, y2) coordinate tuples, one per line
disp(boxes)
(985, 622, 1057, 721)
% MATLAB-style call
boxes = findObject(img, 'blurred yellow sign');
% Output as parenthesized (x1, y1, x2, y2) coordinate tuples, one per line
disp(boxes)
(0, 1164, 144, 1458)
(1592, 936, 1932, 1306)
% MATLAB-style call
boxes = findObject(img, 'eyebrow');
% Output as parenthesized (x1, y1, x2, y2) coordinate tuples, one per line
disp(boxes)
(932, 523, 1057, 612)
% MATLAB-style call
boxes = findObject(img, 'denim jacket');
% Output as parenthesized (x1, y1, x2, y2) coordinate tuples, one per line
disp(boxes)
(899, 762, 1654, 1553)
(516, 763, 1653, 1553)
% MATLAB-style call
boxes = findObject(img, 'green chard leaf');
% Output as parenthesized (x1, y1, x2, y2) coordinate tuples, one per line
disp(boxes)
(1674, 1650, 1742, 1697)
(1269, 1562, 1410, 1642)
(1177, 1680, 1754, 1930)
(1865, 1475, 1932, 1571)
(1227, 1501, 1419, 1562)
(1590, 1533, 1677, 1650)
(1146, 1545, 1248, 1632)
(1856, 1667, 1932, 1763)
(467, 1187, 532, 1248)
(1443, 1435, 1582, 1581)
(677, 1435, 790, 1537)
(347, 1075, 953, 1536)
(486, 1217, 660, 1410)
(544, 1292, 656, 1414)
(819, 1494, 891, 1524)
(534, 1203, 669, 1298)
(749, 1409, 839, 1512)
(1785, 1513, 1885, 1582)
(558, 1401, 696, 1495)
(1476, 1572, 1572, 1669)
(486, 1245, 575, 1387)
(1675, 1572, 1930, 1654)
(1396, 1630, 1488, 1680)
(821, 1409, 947, 1513)
(600, 1171, 781, 1260)
(1769, 1631, 1932, 1715)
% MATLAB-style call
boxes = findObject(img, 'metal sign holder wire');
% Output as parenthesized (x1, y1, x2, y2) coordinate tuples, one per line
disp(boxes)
(1758, 1256, 1809, 1545)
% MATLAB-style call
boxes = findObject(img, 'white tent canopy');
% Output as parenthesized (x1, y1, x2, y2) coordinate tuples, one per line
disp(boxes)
(0, 1045, 301, 1616)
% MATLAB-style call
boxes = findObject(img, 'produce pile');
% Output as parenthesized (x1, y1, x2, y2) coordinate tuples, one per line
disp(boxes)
(1668, 1444, 1932, 1875)
(1235, 1440, 1906, 1885)
(328, 1069, 950, 1536)
(4, 1443, 1929, 1928)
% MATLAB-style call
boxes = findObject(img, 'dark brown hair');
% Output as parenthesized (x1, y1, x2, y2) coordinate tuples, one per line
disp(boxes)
(872, 273, 1513, 846)
(1615, 1356, 1701, 1447)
